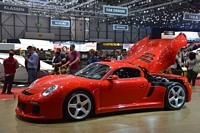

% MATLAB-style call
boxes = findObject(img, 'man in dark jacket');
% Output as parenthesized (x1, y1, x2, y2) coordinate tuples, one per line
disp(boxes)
(2, 50, 19, 94)
(52, 51, 62, 74)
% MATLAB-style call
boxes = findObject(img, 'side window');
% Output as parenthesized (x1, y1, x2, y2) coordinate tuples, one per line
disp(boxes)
(113, 68, 141, 78)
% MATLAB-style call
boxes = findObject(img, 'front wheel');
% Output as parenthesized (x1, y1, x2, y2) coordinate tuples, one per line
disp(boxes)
(63, 91, 93, 121)
(165, 82, 186, 110)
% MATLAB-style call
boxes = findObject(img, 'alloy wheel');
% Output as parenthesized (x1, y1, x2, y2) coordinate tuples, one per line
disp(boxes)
(167, 85, 186, 109)
(67, 93, 92, 120)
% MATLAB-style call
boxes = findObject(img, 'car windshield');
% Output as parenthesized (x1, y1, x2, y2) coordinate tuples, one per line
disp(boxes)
(75, 63, 111, 80)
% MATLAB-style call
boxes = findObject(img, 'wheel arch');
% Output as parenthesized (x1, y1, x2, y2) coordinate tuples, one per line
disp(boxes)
(164, 82, 186, 110)
(165, 80, 188, 101)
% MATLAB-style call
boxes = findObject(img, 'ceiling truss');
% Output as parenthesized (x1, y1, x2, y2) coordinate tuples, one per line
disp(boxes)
(0, 0, 199, 29)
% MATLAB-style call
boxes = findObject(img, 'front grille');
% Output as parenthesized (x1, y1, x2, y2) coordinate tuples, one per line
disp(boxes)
(19, 103, 26, 111)
(22, 90, 33, 96)
(32, 106, 40, 114)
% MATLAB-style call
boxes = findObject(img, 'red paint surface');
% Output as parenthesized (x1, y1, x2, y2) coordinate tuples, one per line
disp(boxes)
(14, 33, 192, 120)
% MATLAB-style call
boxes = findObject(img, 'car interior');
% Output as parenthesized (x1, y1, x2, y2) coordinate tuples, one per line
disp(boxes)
(112, 68, 141, 78)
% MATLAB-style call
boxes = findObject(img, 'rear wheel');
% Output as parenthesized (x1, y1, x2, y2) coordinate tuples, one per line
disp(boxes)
(63, 91, 93, 121)
(165, 82, 186, 110)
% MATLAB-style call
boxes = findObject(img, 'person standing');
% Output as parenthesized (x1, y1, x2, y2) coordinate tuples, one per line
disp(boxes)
(121, 49, 127, 59)
(33, 46, 41, 72)
(87, 49, 98, 64)
(114, 51, 122, 60)
(60, 49, 69, 74)
(52, 51, 62, 74)
(2, 50, 19, 94)
(25, 46, 40, 73)
(185, 52, 200, 86)
(96, 51, 104, 61)
(62, 44, 80, 74)
(170, 52, 182, 75)
(24, 46, 39, 84)
(56, 48, 67, 65)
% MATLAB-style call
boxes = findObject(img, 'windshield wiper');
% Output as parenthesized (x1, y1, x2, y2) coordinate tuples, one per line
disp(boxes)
(77, 75, 94, 79)
(77, 75, 88, 78)
(86, 76, 94, 79)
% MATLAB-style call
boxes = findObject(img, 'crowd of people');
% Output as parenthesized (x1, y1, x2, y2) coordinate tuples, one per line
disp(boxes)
(52, 45, 128, 74)
(2, 45, 200, 94)
(50, 48, 200, 87)
(86, 49, 127, 64)
(52, 44, 80, 75)
(166, 50, 200, 86)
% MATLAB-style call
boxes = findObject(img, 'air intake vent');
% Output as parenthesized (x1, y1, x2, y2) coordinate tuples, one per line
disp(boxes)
(22, 90, 33, 96)
(137, 53, 155, 63)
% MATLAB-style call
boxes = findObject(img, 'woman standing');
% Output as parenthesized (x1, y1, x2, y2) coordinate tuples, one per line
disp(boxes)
(87, 49, 98, 64)
(96, 51, 104, 61)
(185, 52, 200, 86)
(52, 51, 62, 74)
(114, 51, 122, 60)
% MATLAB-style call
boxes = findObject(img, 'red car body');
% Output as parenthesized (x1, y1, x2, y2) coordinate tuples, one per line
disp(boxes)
(15, 33, 192, 120)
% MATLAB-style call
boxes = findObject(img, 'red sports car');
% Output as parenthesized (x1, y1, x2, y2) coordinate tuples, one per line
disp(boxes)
(15, 33, 192, 121)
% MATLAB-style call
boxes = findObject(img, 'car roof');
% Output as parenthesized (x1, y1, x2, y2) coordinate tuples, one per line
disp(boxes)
(96, 60, 139, 69)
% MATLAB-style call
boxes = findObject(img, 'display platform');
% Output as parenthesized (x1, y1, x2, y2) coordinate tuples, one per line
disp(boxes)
(0, 86, 200, 133)
(0, 83, 28, 100)
(0, 88, 24, 100)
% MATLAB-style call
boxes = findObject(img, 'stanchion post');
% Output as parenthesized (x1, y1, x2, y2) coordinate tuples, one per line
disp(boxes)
(14, 93, 16, 99)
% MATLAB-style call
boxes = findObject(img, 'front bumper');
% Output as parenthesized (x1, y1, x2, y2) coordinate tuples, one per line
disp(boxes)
(15, 90, 65, 120)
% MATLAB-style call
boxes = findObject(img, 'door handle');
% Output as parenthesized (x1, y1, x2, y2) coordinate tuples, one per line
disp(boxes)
(139, 84, 145, 88)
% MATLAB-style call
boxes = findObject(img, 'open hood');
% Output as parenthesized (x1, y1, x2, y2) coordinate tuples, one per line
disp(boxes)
(124, 33, 187, 73)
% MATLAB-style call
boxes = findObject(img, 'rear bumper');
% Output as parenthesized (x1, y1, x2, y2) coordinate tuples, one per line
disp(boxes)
(184, 82, 192, 102)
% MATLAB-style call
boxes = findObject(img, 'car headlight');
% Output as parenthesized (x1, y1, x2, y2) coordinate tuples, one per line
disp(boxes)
(42, 85, 58, 97)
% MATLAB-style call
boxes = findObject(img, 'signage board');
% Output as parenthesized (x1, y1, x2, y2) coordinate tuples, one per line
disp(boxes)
(103, 5, 128, 16)
(96, 27, 101, 32)
(103, 43, 123, 47)
(113, 24, 129, 31)
(51, 20, 70, 27)
(0, 4, 29, 14)
(53, 41, 97, 52)
(183, 13, 200, 21)
(36, 23, 42, 29)
(164, 31, 175, 35)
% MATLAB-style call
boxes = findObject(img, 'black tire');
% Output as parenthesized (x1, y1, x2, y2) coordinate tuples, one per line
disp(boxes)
(63, 91, 94, 121)
(165, 82, 186, 110)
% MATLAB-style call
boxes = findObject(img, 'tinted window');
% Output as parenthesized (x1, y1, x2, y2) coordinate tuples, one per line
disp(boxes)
(75, 63, 111, 80)
(112, 68, 141, 78)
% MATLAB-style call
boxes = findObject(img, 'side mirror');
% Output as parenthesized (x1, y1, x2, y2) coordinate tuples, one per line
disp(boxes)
(108, 74, 119, 80)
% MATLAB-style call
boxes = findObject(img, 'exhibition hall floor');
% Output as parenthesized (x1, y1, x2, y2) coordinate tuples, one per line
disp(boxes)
(0, 87, 200, 133)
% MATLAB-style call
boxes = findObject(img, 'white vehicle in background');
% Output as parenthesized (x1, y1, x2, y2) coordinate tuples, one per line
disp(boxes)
(0, 53, 54, 83)
(192, 48, 200, 54)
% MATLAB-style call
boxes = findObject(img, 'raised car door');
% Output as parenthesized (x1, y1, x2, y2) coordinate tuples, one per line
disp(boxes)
(100, 68, 148, 107)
